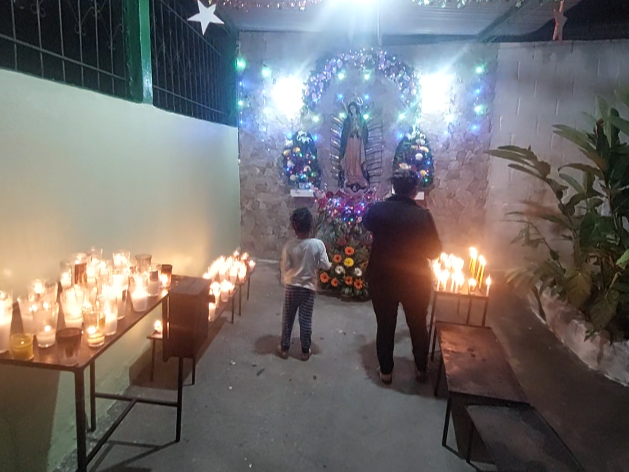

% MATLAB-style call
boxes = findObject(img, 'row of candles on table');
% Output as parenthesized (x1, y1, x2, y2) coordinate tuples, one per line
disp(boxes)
(152, 250, 256, 334)
(0, 248, 174, 363)
(204, 251, 255, 322)
(432, 248, 492, 295)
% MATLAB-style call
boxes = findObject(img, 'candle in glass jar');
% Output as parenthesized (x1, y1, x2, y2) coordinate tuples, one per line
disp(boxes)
(10, 334, 34, 360)
(37, 325, 56, 348)
(154, 320, 163, 335)
(248, 260, 256, 272)
(208, 303, 216, 321)
(131, 289, 148, 312)
(73, 253, 88, 285)
(220, 281, 234, 302)
(113, 251, 130, 269)
(101, 297, 118, 336)
(60, 272, 72, 290)
(0, 314, 11, 354)
(147, 268, 160, 296)
(17, 298, 36, 335)
(86, 326, 105, 348)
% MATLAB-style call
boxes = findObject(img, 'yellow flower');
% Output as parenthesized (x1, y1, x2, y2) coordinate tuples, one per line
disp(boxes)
(344, 258, 354, 268)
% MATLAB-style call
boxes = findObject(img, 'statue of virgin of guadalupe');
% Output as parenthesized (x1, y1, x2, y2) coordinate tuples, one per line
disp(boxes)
(340, 101, 369, 192)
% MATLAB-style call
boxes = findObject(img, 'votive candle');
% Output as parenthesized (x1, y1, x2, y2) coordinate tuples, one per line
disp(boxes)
(0, 314, 11, 354)
(37, 325, 56, 348)
(86, 326, 105, 348)
(131, 289, 148, 312)
(10, 334, 34, 361)
(208, 303, 216, 321)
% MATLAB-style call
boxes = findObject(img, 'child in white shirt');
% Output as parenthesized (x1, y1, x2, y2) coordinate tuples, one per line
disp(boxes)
(279, 208, 331, 361)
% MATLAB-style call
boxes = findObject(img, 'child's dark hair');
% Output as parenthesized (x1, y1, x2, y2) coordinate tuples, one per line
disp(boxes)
(291, 207, 313, 235)
(390, 169, 419, 197)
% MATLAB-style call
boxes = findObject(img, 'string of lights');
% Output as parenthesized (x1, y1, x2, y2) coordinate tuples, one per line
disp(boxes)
(219, 0, 532, 10)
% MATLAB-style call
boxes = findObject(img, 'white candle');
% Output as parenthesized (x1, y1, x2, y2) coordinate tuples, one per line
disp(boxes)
(154, 320, 163, 335)
(37, 325, 56, 348)
(18, 299, 36, 335)
(103, 300, 118, 336)
(60, 272, 72, 290)
(104, 312, 117, 336)
(208, 303, 216, 321)
(229, 267, 238, 284)
(220, 281, 234, 302)
(0, 316, 11, 354)
(486, 276, 492, 296)
(86, 265, 97, 285)
(147, 279, 160, 297)
(131, 289, 148, 312)
(468, 278, 477, 294)
(248, 260, 256, 271)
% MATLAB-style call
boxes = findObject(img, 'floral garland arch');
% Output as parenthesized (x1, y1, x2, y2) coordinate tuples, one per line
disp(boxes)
(302, 49, 420, 120)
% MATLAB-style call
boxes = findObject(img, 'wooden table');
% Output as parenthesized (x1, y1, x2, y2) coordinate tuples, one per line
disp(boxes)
(466, 405, 585, 471)
(433, 322, 529, 449)
(0, 290, 176, 472)
(147, 274, 250, 383)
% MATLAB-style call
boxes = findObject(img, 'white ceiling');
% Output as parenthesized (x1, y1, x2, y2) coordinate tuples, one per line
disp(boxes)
(222, 0, 582, 38)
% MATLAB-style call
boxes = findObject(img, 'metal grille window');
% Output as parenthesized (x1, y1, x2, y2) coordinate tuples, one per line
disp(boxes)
(0, 0, 129, 99)
(150, 0, 236, 126)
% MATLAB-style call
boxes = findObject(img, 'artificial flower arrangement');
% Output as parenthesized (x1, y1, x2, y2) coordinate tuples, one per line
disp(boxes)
(314, 189, 377, 300)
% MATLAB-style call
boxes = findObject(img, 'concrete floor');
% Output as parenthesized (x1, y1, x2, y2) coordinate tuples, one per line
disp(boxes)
(74, 262, 628, 472)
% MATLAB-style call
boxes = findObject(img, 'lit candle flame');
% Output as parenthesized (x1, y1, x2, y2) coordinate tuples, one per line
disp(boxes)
(154, 320, 163, 333)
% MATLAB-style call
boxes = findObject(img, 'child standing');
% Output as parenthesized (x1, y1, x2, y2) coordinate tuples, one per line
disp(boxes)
(279, 208, 331, 361)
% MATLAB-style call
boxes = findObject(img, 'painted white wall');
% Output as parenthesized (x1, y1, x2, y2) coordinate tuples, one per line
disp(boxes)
(0, 69, 240, 471)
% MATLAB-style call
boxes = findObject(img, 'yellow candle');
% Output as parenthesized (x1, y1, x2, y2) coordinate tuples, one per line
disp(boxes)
(477, 256, 486, 287)
(10, 334, 34, 361)
(469, 247, 478, 277)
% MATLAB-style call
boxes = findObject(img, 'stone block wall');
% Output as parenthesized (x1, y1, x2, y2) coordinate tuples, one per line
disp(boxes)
(486, 40, 629, 270)
(239, 33, 497, 259)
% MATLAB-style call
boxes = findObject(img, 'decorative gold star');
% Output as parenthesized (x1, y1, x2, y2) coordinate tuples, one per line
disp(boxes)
(188, 1, 223, 35)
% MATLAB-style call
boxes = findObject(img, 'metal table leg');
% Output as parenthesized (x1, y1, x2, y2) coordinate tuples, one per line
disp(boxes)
(191, 357, 196, 385)
(434, 353, 444, 397)
(247, 277, 251, 300)
(239, 284, 243, 316)
(150, 339, 156, 382)
(231, 295, 235, 324)
(427, 293, 437, 357)
(481, 298, 489, 327)
(465, 298, 473, 325)
(74, 370, 88, 472)
(176, 357, 184, 442)
(442, 396, 452, 447)
(431, 327, 439, 361)
(89, 362, 96, 432)
(466, 421, 475, 464)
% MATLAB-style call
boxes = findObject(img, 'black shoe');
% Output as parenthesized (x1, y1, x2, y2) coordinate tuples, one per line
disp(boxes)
(416, 369, 428, 384)
(377, 367, 393, 385)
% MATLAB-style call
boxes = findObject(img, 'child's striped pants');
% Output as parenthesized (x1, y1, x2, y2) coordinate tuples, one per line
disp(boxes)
(280, 285, 316, 353)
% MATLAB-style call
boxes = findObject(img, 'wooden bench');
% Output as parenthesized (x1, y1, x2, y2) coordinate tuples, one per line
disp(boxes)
(433, 322, 529, 448)
(465, 405, 585, 471)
